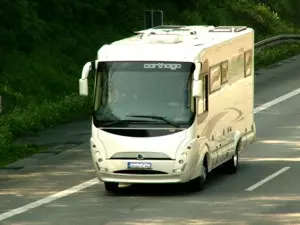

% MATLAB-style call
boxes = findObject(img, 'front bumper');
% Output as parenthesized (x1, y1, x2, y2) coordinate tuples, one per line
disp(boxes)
(93, 159, 193, 184)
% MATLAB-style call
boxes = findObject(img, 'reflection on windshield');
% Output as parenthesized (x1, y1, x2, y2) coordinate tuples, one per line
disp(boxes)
(93, 61, 195, 127)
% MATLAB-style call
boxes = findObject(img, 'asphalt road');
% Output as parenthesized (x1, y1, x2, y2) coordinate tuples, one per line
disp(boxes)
(1, 55, 300, 225)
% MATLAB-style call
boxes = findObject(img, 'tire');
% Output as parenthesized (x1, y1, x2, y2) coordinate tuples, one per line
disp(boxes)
(104, 182, 119, 192)
(223, 148, 239, 174)
(186, 163, 207, 192)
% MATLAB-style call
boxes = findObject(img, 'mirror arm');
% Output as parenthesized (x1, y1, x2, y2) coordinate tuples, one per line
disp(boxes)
(79, 61, 96, 96)
(192, 61, 203, 98)
(81, 61, 94, 80)
(193, 61, 202, 80)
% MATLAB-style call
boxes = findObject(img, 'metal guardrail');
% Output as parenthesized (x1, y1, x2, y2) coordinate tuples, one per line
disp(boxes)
(0, 34, 300, 115)
(255, 34, 300, 51)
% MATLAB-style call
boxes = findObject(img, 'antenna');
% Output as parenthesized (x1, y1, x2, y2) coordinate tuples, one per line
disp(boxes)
(144, 10, 164, 29)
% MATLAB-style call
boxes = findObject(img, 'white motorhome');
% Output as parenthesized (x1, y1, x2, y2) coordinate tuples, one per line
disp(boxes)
(79, 25, 256, 193)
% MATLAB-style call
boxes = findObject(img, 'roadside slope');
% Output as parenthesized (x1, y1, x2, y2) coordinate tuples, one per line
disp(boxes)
(1, 0, 300, 166)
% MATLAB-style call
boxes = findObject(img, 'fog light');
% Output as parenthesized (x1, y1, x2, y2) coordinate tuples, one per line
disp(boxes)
(181, 163, 187, 171)
(95, 151, 103, 163)
(95, 162, 100, 170)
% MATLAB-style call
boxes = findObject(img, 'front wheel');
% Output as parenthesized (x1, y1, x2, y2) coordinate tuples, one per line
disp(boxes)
(104, 182, 119, 193)
(186, 164, 207, 192)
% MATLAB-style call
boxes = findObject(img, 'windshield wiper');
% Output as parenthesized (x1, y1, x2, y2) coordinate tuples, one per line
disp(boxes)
(100, 119, 154, 127)
(126, 114, 179, 128)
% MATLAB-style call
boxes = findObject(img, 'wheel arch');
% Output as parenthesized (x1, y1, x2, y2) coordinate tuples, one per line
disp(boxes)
(190, 142, 211, 180)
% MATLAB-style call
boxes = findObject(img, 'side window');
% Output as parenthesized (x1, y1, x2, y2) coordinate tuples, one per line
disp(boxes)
(244, 49, 253, 77)
(221, 60, 229, 84)
(94, 73, 102, 110)
(209, 63, 221, 93)
(202, 74, 208, 112)
(94, 63, 106, 110)
(227, 53, 244, 82)
(187, 74, 194, 112)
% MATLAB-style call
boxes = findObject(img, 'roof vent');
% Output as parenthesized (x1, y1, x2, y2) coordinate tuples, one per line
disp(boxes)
(209, 26, 247, 32)
(145, 34, 183, 44)
(151, 25, 186, 30)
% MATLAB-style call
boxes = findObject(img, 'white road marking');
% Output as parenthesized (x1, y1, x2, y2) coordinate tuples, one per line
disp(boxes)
(1, 87, 300, 221)
(245, 167, 291, 191)
(0, 178, 99, 221)
(253, 87, 300, 114)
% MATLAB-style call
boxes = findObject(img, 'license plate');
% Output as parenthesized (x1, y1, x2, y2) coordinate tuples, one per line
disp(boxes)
(127, 162, 152, 169)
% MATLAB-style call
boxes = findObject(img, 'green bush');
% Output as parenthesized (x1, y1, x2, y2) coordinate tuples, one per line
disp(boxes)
(0, 93, 92, 166)
(255, 43, 300, 69)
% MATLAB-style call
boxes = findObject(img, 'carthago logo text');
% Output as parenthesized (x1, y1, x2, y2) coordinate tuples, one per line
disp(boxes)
(143, 63, 182, 70)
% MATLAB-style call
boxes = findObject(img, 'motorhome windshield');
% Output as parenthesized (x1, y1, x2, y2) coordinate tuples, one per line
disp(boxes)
(93, 61, 195, 128)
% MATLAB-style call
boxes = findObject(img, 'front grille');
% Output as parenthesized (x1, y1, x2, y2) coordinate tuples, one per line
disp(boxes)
(110, 152, 173, 160)
(113, 170, 168, 175)
(110, 157, 172, 160)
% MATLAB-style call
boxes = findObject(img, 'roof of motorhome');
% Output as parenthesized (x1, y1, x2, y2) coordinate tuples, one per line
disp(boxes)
(112, 25, 252, 46)
(97, 25, 253, 62)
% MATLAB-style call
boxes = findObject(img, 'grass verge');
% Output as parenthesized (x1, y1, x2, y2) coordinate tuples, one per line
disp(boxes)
(0, 94, 92, 167)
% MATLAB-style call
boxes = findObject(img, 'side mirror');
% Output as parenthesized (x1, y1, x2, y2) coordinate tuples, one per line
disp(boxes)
(79, 62, 94, 96)
(79, 78, 88, 96)
(192, 80, 203, 98)
(192, 61, 203, 98)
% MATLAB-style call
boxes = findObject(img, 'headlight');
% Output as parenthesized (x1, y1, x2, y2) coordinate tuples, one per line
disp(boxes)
(178, 152, 188, 164)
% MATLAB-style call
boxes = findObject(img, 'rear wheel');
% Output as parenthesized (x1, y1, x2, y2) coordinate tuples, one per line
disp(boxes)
(104, 182, 119, 192)
(224, 148, 239, 174)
